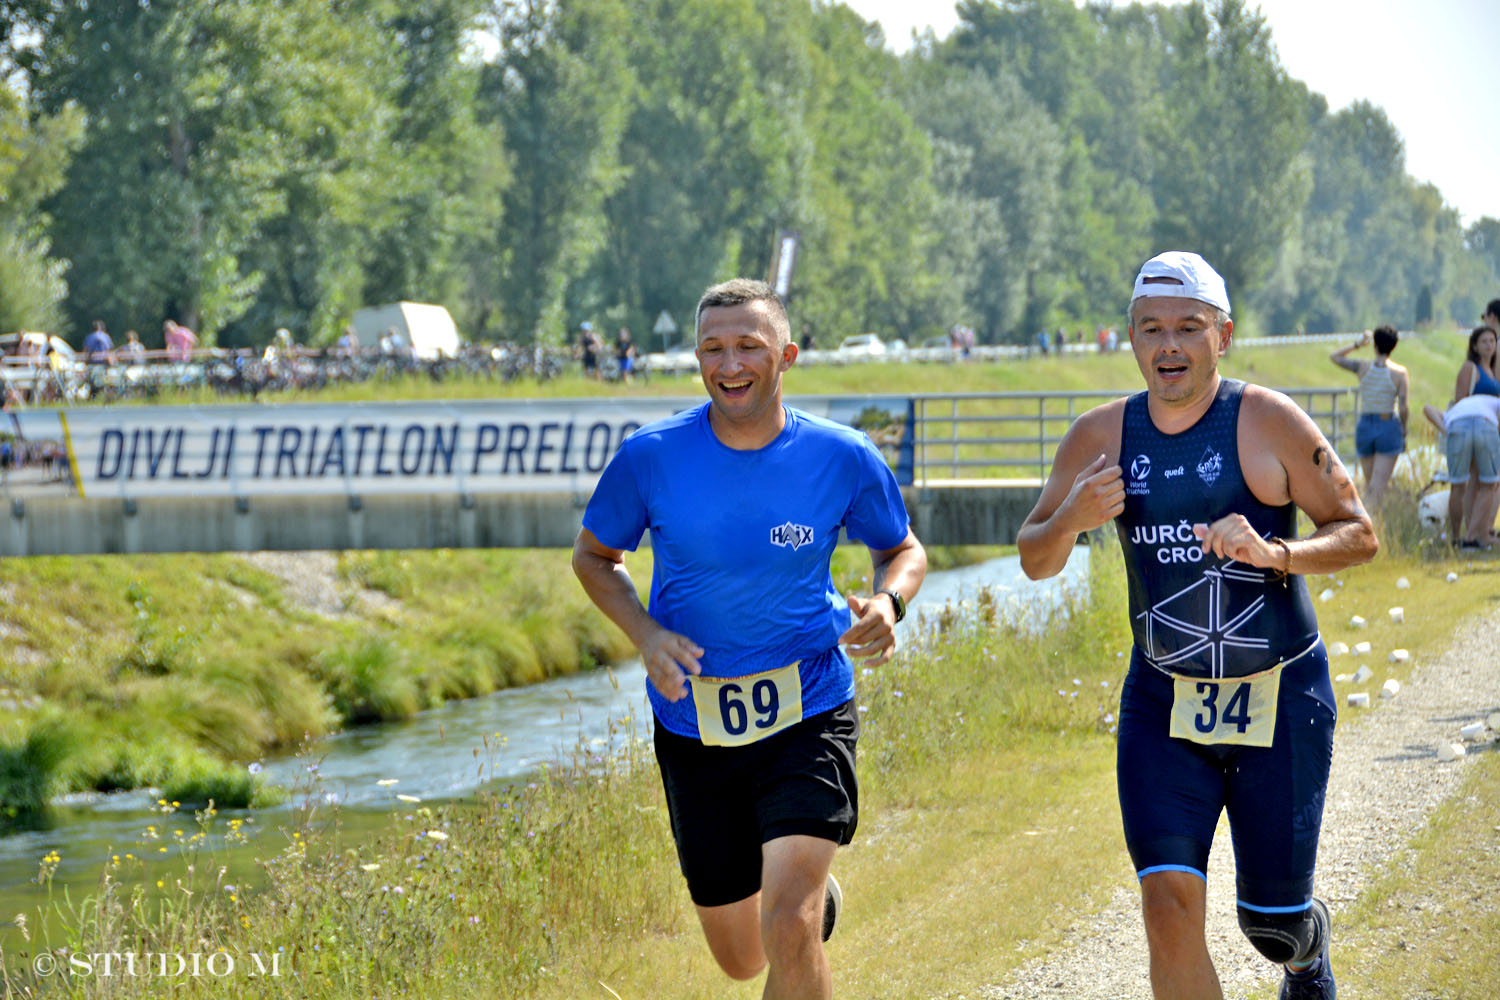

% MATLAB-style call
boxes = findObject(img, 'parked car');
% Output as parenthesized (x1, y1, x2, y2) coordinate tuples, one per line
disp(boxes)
(836, 333, 886, 356)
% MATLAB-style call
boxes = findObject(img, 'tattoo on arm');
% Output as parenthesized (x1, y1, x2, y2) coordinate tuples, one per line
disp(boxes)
(1313, 445, 1364, 509)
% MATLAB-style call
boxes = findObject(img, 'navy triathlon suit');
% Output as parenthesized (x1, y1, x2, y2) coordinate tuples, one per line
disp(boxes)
(1114, 378, 1336, 918)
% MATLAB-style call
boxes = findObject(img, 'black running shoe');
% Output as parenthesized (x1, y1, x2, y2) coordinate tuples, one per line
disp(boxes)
(1279, 897, 1336, 999)
(821, 873, 842, 942)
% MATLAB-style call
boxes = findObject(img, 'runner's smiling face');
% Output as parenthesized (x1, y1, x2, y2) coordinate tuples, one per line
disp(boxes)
(1129, 295, 1231, 407)
(696, 301, 797, 441)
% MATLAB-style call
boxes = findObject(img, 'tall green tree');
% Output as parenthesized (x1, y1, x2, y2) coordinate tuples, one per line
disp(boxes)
(0, 80, 83, 335)
(901, 64, 1065, 341)
(20, 0, 340, 343)
(583, 0, 807, 345)
(1146, 0, 1311, 301)
(479, 0, 635, 343)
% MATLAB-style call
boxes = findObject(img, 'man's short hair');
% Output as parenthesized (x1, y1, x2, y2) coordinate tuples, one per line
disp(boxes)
(1485, 299, 1500, 322)
(1372, 325, 1398, 355)
(695, 278, 792, 349)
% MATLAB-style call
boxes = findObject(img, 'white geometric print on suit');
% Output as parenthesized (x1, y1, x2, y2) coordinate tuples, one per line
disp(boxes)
(1136, 560, 1271, 679)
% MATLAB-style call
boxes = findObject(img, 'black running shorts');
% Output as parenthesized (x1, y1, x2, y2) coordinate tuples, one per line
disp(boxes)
(653, 699, 859, 908)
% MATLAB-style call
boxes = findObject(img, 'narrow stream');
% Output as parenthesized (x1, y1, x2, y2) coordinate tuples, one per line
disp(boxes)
(0, 546, 1090, 906)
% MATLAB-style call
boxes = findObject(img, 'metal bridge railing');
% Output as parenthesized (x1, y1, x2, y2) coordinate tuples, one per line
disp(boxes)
(909, 387, 1358, 485)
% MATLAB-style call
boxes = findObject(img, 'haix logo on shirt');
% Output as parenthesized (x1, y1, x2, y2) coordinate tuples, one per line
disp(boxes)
(770, 522, 815, 550)
(1197, 448, 1223, 487)
(1128, 454, 1152, 496)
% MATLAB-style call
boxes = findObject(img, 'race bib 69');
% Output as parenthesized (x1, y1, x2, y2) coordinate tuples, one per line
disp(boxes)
(690, 662, 803, 747)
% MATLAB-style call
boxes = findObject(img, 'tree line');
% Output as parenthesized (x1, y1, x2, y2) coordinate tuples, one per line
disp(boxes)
(0, 0, 1496, 352)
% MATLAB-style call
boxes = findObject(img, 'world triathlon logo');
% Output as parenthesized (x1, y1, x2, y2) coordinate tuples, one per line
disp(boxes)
(770, 522, 815, 550)
(1127, 454, 1152, 496)
(1197, 447, 1223, 487)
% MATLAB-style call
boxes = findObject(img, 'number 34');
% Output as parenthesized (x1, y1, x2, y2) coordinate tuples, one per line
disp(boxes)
(1194, 681, 1252, 734)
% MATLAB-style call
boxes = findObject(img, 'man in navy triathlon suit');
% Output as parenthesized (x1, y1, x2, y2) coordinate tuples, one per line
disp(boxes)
(573, 278, 926, 999)
(1017, 251, 1377, 1000)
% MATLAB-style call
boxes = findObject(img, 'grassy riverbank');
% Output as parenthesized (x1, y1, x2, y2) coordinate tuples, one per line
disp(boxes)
(2, 538, 1495, 998)
(0, 541, 993, 819)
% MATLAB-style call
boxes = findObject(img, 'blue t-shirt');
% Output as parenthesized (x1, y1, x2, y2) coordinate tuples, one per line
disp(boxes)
(582, 402, 911, 738)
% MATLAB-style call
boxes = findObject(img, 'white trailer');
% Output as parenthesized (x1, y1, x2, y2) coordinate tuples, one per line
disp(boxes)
(350, 302, 461, 360)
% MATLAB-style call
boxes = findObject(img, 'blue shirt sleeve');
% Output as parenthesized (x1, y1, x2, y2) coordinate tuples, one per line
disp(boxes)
(581, 441, 649, 551)
(842, 435, 911, 551)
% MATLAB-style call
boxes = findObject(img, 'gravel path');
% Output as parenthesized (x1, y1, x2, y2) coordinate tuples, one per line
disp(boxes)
(979, 599, 1500, 1000)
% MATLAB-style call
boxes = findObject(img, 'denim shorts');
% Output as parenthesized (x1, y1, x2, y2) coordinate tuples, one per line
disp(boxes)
(1444, 415, 1500, 484)
(1355, 413, 1404, 456)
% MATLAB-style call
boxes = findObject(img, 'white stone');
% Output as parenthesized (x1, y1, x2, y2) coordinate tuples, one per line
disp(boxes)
(1329, 642, 1350, 656)
(1334, 673, 1352, 683)
(1489, 712, 1500, 732)
(1352, 665, 1374, 684)
(1389, 649, 1410, 662)
(1349, 615, 1368, 628)
(1319, 588, 1335, 603)
(1380, 679, 1400, 699)
(1438, 742, 1466, 762)
(1353, 641, 1372, 655)
(1396, 576, 1410, 590)
(1460, 722, 1486, 741)
(1347, 692, 1370, 708)
(1446, 572, 1460, 583)
(1388, 606, 1404, 623)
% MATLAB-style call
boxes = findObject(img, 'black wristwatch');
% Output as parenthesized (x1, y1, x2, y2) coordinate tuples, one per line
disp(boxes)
(876, 588, 906, 623)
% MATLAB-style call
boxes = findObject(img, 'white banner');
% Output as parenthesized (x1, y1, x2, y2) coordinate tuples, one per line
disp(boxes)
(8, 396, 914, 500)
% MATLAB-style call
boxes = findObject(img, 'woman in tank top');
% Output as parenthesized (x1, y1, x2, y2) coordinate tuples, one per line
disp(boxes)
(1329, 325, 1408, 509)
(1446, 325, 1500, 543)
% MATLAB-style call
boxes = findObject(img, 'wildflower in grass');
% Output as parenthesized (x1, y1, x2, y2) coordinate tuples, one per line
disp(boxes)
(361, 863, 380, 872)
(377, 778, 399, 786)
(248, 762, 262, 775)
(36, 850, 61, 884)
(425, 830, 449, 841)
(397, 794, 421, 803)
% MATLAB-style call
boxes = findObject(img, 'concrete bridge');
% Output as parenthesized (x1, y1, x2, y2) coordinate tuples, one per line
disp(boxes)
(1, 386, 1354, 557)
(0, 481, 1043, 556)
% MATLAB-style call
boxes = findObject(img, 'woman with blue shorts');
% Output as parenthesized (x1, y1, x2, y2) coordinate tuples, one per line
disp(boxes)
(1328, 325, 1408, 509)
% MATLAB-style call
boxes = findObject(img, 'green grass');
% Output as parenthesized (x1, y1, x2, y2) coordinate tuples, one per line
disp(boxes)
(3, 535, 1495, 999)
(0, 332, 1492, 994)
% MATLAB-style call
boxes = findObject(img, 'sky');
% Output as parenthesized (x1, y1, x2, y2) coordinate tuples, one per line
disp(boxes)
(842, 0, 1500, 227)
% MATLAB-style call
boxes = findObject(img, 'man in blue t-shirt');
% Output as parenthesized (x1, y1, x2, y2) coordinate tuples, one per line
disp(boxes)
(1018, 252, 1378, 1000)
(573, 278, 926, 999)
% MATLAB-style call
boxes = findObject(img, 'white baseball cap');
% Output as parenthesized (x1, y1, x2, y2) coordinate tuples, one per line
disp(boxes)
(1131, 251, 1231, 316)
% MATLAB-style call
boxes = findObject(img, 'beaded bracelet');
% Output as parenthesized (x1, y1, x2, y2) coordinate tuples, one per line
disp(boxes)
(1268, 537, 1293, 583)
